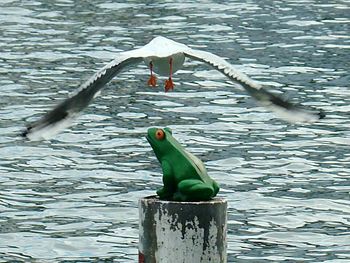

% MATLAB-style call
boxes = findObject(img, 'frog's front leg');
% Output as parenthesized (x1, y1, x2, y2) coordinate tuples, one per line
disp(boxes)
(157, 160, 176, 200)
(174, 179, 215, 201)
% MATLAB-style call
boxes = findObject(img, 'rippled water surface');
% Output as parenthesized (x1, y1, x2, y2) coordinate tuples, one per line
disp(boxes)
(1, 1, 349, 262)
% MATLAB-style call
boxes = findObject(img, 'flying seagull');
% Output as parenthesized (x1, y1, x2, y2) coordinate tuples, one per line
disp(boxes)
(22, 36, 325, 140)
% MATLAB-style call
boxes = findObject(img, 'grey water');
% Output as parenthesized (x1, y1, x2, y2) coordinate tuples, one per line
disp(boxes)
(0, 0, 349, 262)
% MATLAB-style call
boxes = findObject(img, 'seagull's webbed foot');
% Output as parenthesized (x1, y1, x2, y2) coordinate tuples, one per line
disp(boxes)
(164, 57, 174, 92)
(164, 77, 174, 92)
(147, 61, 157, 87)
(147, 74, 157, 87)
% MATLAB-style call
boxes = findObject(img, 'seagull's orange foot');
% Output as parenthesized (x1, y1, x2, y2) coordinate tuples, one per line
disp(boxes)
(164, 78, 174, 92)
(147, 74, 157, 87)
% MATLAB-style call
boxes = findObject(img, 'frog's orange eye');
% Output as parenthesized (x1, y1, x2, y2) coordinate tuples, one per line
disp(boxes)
(155, 129, 165, 140)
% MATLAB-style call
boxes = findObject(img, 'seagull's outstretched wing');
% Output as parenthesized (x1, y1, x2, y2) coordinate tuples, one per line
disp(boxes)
(22, 53, 143, 140)
(184, 48, 325, 123)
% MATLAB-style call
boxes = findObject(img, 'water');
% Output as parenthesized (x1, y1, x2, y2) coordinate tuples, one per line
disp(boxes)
(0, 0, 349, 262)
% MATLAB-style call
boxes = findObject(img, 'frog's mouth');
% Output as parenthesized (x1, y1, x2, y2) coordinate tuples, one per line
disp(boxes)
(146, 135, 158, 154)
(146, 135, 153, 145)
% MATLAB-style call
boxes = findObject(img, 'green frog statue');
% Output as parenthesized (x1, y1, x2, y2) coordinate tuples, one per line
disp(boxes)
(146, 127, 219, 201)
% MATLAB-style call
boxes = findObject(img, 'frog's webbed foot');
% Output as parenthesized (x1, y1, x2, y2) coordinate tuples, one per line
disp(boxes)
(173, 191, 188, 201)
(156, 187, 173, 200)
(176, 179, 215, 201)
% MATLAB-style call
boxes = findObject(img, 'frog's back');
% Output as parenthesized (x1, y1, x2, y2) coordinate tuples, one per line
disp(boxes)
(183, 150, 213, 183)
(166, 133, 212, 183)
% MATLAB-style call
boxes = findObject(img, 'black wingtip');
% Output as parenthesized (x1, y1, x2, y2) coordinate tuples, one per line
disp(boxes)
(20, 126, 31, 138)
(318, 109, 326, 119)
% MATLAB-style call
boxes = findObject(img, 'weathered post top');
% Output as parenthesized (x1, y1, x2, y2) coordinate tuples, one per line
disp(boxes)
(139, 196, 227, 263)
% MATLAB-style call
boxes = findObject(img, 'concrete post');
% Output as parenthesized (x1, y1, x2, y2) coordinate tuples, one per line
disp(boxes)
(139, 195, 227, 263)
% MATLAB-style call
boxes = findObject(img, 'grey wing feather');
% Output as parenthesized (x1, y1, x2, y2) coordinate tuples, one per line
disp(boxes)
(22, 56, 142, 140)
(184, 49, 325, 123)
